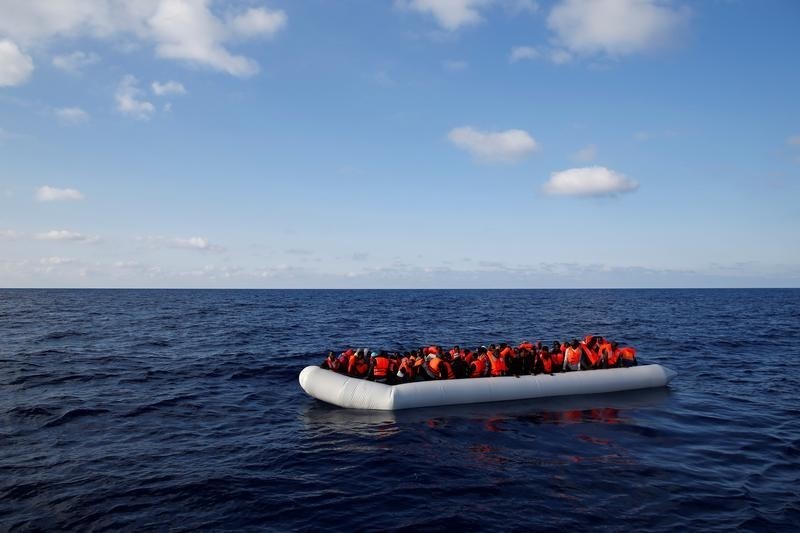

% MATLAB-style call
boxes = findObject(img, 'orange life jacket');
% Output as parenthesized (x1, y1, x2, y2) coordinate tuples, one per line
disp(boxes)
(348, 355, 368, 377)
(618, 347, 637, 361)
(599, 343, 615, 365)
(565, 347, 581, 366)
(470, 357, 486, 378)
(373, 356, 390, 378)
(551, 350, 564, 366)
(500, 346, 512, 358)
(541, 354, 553, 374)
(398, 358, 415, 379)
(519, 342, 534, 351)
(581, 343, 600, 366)
(325, 357, 340, 372)
(488, 352, 508, 376)
(441, 360, 456, 380)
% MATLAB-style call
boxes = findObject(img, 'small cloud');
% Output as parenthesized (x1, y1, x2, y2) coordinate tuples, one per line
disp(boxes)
(171, 236, 216, 251)
(443, 59, 468, 71)
(543, 166, 639, 197)
(35, 186, 84, 202)
(40, 256, 75, 266)
(572, 143, 597, 162)
(448, 126, 539, 163)
(787, 135, 800, 147)
(549, 48, 572, 64)
(229, 7, 288, 38)
(115, 75, 155, 120)
(509, 46, 539, 63)
(0, 39, 33, 87)
(398, 0, 487, 31)
(52, 51, 99, 74)
(0, 229, 20, 239)
(35, 229, 98, 242)
(151, 80, 186, 96)
(547, 0, 691, 59)
(54, 107, 90, 124)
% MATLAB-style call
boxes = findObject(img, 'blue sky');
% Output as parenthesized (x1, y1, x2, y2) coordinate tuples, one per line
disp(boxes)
(1, 0, 799, 288)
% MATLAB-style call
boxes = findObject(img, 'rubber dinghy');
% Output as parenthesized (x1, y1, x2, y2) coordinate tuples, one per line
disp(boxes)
(299, 364, 677, 411)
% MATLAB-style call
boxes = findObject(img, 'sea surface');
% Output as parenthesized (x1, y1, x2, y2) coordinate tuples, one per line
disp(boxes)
(1, 289, 798, 531)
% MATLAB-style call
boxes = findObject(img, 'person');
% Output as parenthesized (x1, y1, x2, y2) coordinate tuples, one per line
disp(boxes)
(580, 339, 602, 370)
(321, 351, 341, 372)
(450, 351, 469, 378)
(598, 339, 614, 368)
(425, 353, 455, 380)
(347, 349, 369, 378)
(469, 351, 487, 377)
(564, 340, 581, 371)
(367, 351, 393, 384)
(550, 342, 564, 373)
(536, 346, 554, 375)
(617, 345, 638, 367)
(487, 348, 508, 377)
(396, 354, 416, 383)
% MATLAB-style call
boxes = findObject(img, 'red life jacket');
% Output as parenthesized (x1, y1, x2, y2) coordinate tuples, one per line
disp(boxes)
(500, 346, 512, 358)
(551, 350, 564, 367)
(519, 342, 534, 351)
(599, 343, 615, 365)
(373, 356, 390, 378)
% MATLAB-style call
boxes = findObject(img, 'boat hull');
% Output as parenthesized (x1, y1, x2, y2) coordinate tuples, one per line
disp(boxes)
(299, 364, 677, 411)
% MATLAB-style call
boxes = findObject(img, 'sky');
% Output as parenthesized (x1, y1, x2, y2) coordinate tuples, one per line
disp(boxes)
(1, 0, 799, 288)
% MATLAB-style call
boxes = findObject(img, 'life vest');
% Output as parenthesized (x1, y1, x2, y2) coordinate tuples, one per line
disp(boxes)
(470, 357, 486, 378)
(541, 353, 553, 374)
(565, 347, 581, 366)
(618, 347, 637, 361)
(325, 357, 341, 372)
(500, 346, 512, 358)
(551, 350, 564, 367)
(441, 360, 456, 380)
(488, 352, 507, 376)
(397, 357, 415, 379)
(426, 346, 439, 355)
(348, 355, 368, 377)
(599, 343, 615, 365)
(372, 356, 390, 378)
(581, 343, 600, 366)
(519, 342, 534, 351)
(427, 356, 443, 377)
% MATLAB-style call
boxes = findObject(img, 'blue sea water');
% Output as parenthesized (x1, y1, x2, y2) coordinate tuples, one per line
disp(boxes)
(1, 289, 799, 531)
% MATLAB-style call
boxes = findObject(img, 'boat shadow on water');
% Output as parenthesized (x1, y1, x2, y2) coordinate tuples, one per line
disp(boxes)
(300, 386, 672, 434)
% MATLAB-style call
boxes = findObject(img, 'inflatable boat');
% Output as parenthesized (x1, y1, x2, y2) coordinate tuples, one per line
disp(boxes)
(299, 364, 677, 411)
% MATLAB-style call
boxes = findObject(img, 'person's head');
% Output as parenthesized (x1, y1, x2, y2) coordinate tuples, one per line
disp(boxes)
(571, 339, 579, 348)
(542, 346, 550, 354)
(327, 351, 335, 359)
(611, 341, 618, 350)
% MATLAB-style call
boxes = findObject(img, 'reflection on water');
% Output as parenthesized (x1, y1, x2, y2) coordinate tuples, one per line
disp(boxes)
(301, 387, 671, 435)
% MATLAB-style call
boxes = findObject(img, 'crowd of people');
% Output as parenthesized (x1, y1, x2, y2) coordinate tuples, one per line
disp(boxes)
(320, 335, 638, 385)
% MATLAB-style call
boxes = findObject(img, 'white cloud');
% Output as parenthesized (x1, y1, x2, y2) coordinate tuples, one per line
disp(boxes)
(54, 107, 90, 124)
(543, 166, 639, 196)
(229, 7, 287, 38)
(151, 80, 186, 95)
(115, 75, 155, 119)
(35, 229, 98, 242)
(35, 185, 85, 202)
(172, 236, 211, 250)
(0, 229, 20, 239)
(399, 0, 491, 30)
(0, 1, 287, 78)
(509, 45, 539, 63)
(40, 256, 75, 265)
(549, 48, 572, 64)
(572, 143, 597, 162)
(52, 50, 99, 73)
(0, 39, 33, 86)
(547, 0, 690, 58)
(443, 59, 468, 71)
(448, 126, 539, 162)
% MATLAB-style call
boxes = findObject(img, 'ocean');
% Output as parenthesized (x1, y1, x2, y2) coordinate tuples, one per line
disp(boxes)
(1, 289, 798, 531)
